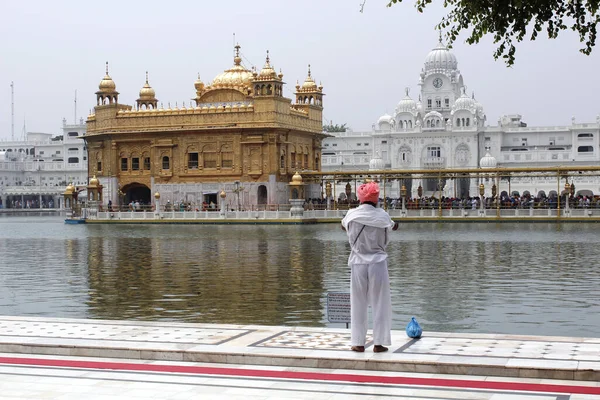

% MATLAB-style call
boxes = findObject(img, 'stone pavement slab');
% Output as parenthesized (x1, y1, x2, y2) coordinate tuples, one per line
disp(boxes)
(0, 316, 598, 382)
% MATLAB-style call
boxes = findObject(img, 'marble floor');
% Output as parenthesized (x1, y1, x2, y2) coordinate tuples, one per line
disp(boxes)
(0, 353, 599, 399)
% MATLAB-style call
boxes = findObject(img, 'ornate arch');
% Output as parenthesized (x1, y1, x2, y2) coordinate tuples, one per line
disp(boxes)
(454, 143, 470, 166)
(397, 145, 412, 166)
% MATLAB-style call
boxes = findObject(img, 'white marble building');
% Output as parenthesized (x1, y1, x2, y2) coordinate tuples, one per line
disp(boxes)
(322, 39, 600, 199)
(0, 119, 88, 208)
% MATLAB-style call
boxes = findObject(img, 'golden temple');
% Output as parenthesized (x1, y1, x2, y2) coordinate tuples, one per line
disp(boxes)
(84, 45, 327, 209)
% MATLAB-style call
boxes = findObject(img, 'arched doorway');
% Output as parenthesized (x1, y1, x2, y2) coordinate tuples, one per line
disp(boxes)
(120, 182, 151, 208)
(257, 185, 268, 206)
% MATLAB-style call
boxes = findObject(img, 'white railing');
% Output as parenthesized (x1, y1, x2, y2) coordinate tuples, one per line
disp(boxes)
(87, 207, 599, 221)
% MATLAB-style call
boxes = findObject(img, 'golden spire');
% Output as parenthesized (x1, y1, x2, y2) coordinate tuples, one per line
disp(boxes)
(234, 43, 241, 66)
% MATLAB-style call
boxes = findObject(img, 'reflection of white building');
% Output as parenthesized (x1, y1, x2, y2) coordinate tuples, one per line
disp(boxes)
(323, 39, 600, 199)
(0, 119, 87, 209)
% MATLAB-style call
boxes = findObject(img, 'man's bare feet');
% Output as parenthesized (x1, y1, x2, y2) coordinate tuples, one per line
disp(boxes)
(373, 345, 388, 353)
(351, 345, 365, 352)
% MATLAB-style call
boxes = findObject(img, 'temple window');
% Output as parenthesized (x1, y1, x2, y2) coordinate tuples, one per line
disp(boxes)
(427, 99, 432, 109)
(188, 152, 199, 169)
(162, 156, 170, 170)
(143, 157, 150, 170)
(221, 152, 233, 168)
(291, 153, 296, 169)
(97, 161, 102, 172)
(121, 158, 128, 171)
(304, 154, 308, 169)
(203, 152, 217, 168)
(132, 157, 140, 170)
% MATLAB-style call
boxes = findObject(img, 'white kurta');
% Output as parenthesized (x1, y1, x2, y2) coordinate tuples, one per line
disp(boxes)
(342, 205, 395, 346)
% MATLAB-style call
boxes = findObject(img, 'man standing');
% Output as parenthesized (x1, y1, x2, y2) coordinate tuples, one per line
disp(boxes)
(341, 181, 398, 353)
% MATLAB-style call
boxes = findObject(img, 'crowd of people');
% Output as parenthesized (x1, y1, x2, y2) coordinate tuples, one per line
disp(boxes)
(303, 192, 599, 210)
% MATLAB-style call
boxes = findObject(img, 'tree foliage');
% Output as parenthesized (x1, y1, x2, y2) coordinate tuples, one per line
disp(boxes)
(323, 122, 348, 132)
(384, 0, 600, 66)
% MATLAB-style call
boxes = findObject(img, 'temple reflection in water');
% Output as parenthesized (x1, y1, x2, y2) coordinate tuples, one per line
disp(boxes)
(85, 225, 327, 326)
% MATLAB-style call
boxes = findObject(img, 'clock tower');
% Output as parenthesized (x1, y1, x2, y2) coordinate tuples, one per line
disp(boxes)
(418, 37, 463, 121)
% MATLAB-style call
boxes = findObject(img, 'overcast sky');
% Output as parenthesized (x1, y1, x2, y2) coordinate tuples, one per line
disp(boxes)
(1, 0, 598, 139)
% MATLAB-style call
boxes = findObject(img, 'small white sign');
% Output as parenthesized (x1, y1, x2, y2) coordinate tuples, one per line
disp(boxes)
(327, 292, 351, 323)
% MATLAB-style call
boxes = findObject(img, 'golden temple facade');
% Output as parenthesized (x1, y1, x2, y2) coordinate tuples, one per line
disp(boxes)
(85, 45, 327, 209)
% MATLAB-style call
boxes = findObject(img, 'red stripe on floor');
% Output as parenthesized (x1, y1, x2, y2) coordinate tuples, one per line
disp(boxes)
(0, 356, 598, 395)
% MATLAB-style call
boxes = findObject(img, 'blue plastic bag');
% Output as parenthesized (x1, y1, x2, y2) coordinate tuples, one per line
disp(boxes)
(406, 317, 423, 338)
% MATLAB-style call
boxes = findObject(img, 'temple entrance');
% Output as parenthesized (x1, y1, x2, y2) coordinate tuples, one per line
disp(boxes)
(120, 183, 151, 208)
(257, 185, 267, 205)
(456, 175, 471, 199)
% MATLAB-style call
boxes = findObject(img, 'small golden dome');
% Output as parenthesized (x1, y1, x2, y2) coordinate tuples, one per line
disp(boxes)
(290, 172, 304, 185)
(219, 189, 226, 199)
(154, 192, 160, 199)
(64, 183, 75, 194)
(211, 44, 254, 89)
(98, 62, 117, 92)
(89, 175, 99, 186)
(194, 73, 205, 91)
(139, 72, 156, 99)
(258, 50, 277, 79)
(301, 65, 318, 91)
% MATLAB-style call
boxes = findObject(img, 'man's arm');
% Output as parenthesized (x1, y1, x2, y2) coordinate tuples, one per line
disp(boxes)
(392, 221, 399, 231)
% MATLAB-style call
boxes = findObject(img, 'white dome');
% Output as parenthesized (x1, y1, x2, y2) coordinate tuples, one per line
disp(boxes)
(480, 151, 497, 168)
(423, 41, 458, 74)
(395, 91, 417, 114)
(377, 113, 393, 125)
(453, 92, 476, 113)
(369, 155, 385, 170)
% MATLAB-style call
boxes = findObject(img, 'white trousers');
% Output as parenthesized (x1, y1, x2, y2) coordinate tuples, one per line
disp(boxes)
(350, 260, 392, 346)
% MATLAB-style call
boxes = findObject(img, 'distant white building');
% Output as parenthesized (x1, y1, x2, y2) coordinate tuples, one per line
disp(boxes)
(322, 39, 600, 199)
(0, 119, 87, 209)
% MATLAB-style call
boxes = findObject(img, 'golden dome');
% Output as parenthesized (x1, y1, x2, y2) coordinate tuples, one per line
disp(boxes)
(301, 64, 317, 91)
(258, 50, 277, 79)
(154, 192, 160, 199)
(289, 172, 304, 185)
(211, 44, 254, 89)
(194, 73, 205, 91)
(64, 183, 75, 194)
(98, 62, 117, 92)
(139, 72, 156, 99)
(219, 189, 227, 199)
(89, 175, 99, 186)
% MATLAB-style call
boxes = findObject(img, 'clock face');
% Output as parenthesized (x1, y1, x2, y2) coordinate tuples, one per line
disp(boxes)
(433, 78, 443, 89)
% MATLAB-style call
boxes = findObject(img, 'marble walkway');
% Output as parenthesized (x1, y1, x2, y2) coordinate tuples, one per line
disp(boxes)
(0, 316, 600, 399)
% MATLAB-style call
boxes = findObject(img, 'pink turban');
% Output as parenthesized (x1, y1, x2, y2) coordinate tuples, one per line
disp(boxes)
(357, 182, 380, 204)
